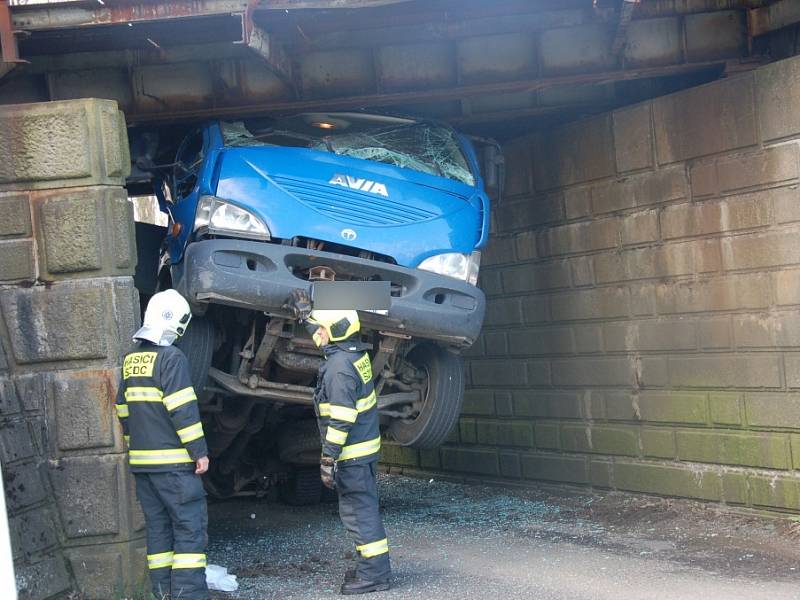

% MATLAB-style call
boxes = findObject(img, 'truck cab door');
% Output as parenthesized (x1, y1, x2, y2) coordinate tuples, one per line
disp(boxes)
(165, 128, 206, 263)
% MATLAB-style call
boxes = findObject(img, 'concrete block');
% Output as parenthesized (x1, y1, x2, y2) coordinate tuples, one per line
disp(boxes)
(546, 392, 583, 419)
(706, 145, 799, 195)
(380, 444, 418, 467)
(495, 194, 564, 232)
(722, 473, 748, 505)
(551, 287, 629, 322)
(653, 75, 757, 164)
(594, 240, 720, 284)
(462, 390, 495, 416)
(0, 281, 110, 364)
(501, 261, 571, 293)
(495, 392, 513, 417)
(539, 24, 615, 76)
(623, 18, 682, 68)
(0, 420, 36, 464)
(656, 273, 771, 314)
(512, 390, 548, 418)
(613, 103, 654, 174)
(459, 418, 477, 444)
(640, 358, 669, 387)
(733, 314, 775, 348)
(472, 360, 528, 386)
(527, 361, 551, 386)
(0, 192, 31, 237)
(538, 218, 619, 257)
(593, 167, 687, 215)
(0, 378, 21, 416)
(482, 236, 515, 266)
(684, 11, 746, 62)
(775, 269, 800, 306)
(723, 230, 800, 271)
(574, 325, 603, 353)
(67, 538, 148, 600)
(745, 393, 800, 428)
(484, 297, 522, 326)
(700, 317, 732, 350)
(638, 391, 707, 424)
(564, 186, 591, 220)
(520, 452, 587, 484)
(755, 55, 800, 142)
(13, 373, 48, 413)
(630, 284, 656, 316)
(533, 115, 616, 190)
(562, 424, 639, 457)
(570, 257, 594, 287)
(788, 355, 800, 389)
(603, 392, 637, 421)
(641, 428, 675, 459)
(478, 270, 502, 296)
(14, 553, 72, 600)
(457, 33, 536, 84)
(662, 192, 773, 240)
(668, 354, 782, 389)
(589, 460, 613, 488)
(51, 370, 116, 452)
(710, 393, 741, 425)
(10, 510, 59, 558)
(773, 186, 800, 224)
(49, 455, 122, 538)
(0, 99, 129, 191)
(0, 239, 35, 282)
(441, 447, 499, 476)
(419, 449, 440, 470)
(522, 295, 549, 324)
(676, 430, 789, 469)
(514, 231, 538, 261)
(476, 420, 534, 448)
(749, 475, 800, 510)
(483, 331, 507, 356)
(498, 452, 522, 478)
(508, 327, 574, 356)
(4, 461, 47, 513)
(603, 319, 696, 352)
(614, 461, 721, 501)
(621, 210, 659, 246)
(534, 423, 559, 450)
(551, 357, 634, 387)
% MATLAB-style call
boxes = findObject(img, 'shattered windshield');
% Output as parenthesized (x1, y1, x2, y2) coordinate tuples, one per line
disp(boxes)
(221, 114, 475, 186)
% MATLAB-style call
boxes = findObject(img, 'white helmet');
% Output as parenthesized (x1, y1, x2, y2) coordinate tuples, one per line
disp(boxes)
(133, 289, 192, 347)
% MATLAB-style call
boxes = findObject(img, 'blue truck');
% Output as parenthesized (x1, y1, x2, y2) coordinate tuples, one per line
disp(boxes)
(131, 111, 499, 502)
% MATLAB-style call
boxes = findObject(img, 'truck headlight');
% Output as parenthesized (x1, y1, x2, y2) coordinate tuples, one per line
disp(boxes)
(194, 195, 270, 240)
(418, 251, 481, 286)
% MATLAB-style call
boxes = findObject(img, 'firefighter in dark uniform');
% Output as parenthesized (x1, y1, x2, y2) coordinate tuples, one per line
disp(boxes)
(299, 301, 392, 595)
(115, 289, 210, 600)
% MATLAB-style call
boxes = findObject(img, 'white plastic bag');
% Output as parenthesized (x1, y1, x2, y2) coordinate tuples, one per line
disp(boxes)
(206, 564, 239, 592)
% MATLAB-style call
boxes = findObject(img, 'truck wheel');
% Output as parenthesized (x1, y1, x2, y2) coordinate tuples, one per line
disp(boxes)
(278, 420, 321, 465)
(387, 344, 464, 450)
(174, 315, 215, 401)
(278, 467, 322, 506)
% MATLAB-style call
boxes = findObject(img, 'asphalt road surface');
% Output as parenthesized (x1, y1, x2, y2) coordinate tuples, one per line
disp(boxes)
(208, 474, 800, 600)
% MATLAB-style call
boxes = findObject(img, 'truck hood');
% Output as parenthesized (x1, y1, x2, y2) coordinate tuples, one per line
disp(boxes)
(214, 147, 481, 268)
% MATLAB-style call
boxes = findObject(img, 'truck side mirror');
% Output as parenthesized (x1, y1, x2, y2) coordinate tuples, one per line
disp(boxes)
(482, 144, 505, 202)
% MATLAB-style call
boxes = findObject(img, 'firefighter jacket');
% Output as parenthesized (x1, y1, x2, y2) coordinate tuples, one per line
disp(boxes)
(314, 344, 380, 465)
(115, 342, 208, 472)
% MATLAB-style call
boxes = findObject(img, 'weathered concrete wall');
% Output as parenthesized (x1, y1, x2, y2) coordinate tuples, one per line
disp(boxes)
(384, 54, 800, 513)
(0, 99, 144, 598)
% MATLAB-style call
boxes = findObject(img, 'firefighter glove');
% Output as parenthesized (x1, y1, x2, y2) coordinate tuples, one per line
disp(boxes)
(284, 288, 312, 322)
(320, 455, 336, 490)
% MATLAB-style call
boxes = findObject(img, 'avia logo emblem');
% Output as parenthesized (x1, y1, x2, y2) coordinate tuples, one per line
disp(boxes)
(329, 174, 389, 197)
(341, 228, 357, 241)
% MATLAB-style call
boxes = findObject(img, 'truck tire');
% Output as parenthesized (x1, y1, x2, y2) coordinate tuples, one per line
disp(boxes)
(387, 344, 464, 450)
(278, 420, 322, 465)
(174, 315, 215, 402)
(278, 467, 322, 506)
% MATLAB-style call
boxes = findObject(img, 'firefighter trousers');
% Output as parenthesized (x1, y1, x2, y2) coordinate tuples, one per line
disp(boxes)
(134, 471, 209, 600)
(336, 461, 391, 582)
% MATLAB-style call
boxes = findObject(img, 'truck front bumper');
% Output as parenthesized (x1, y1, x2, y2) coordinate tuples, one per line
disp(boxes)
(174, 239, 486, 347)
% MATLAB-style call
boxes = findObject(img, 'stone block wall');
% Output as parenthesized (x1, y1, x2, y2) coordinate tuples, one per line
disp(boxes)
(0, 99, 144, 598)
(384, 54, 800, 513)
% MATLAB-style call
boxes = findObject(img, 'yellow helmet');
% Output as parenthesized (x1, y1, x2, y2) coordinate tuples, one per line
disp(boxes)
(306, 309, 360, 347)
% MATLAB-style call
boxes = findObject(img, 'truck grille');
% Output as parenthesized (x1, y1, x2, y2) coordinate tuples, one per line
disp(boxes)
(272, 176, 439, 226)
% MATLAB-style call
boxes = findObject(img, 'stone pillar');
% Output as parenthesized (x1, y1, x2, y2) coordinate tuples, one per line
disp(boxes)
(0, 99, 145, 599)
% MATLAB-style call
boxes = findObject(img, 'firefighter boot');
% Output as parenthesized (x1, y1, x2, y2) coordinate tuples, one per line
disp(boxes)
(340, 577, 391, 595)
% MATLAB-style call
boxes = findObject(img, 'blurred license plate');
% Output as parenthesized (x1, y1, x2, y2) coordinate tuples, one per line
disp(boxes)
(311, 281, 391, 311)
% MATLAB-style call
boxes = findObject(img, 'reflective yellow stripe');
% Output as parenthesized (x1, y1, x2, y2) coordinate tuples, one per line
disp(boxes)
(176, 421, 204, 444)
(129, 448, 193, 465)
(339, 435, 381, 461)
(163, 387, 197, 411)
(357, 538, 388, 558)
(125, 387, 163, 402)
(147, 551, 174, 569)
(318, 402, 331, 417)
(171, 553, 207, 569)
(329, 405, 358, 423)
(326, 426, 348, 445)
(355, 390, 377, 413)
(116, 404, 129, 418)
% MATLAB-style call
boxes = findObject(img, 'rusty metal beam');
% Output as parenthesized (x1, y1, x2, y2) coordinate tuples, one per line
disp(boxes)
(242, 4, 293, 84)
(748, 0, 800, 37)
(0, 0, 20, 63)
(612, 0, 640, 56)
(260, 0, 416, 7)
(125, 58, 756, 125)
(633, 0, 767, 19)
